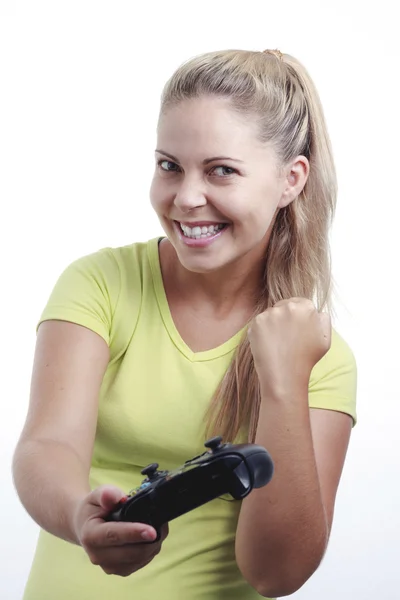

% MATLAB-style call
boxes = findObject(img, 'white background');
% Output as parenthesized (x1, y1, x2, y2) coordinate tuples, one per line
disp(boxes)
(0, 1, 399, 598)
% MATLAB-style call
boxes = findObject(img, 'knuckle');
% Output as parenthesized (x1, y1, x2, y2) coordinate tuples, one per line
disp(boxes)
(101, 564, 132, 577)
(105, 528, 119, 544)
(80, 528, 91, 546)
(80, 531, 93, 549)
(273, 299, 287, 308)
(151, 544, 162, 557)
(135, 556, 154, 571)
(254, 313, 265, 324)
(321, 312, 331, 324)
(286, 298, 314, 313)
(87, 552, 100, 566)
(140, 557, 154, 568)
(80, 534, 88, 548)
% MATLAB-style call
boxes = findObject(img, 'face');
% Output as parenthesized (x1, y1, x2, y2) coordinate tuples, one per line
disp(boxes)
(150, 96, 308, 275)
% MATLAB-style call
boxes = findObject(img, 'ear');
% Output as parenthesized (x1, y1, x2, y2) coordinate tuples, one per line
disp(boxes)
(278, 156, 310, 208)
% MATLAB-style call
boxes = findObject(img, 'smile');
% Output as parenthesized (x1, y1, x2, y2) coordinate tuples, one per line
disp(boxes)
(173, 220, 229, 248)
(178, 222, 227, 239)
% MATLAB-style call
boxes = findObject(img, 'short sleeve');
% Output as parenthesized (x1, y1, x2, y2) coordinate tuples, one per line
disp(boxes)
(36, 248, 121, 346)
(308, 328, 357, 426)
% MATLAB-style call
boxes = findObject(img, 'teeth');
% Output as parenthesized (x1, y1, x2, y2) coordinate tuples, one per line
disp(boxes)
(179, 223, 225, 239)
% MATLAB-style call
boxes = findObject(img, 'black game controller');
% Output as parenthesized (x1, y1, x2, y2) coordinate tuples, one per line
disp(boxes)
(107, 436, 274, 541)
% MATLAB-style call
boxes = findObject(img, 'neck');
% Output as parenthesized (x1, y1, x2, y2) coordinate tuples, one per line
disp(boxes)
(160, 239, 266, 319)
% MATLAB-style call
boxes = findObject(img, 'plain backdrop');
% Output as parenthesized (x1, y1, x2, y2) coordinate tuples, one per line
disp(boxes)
(1, 1, 399, 598)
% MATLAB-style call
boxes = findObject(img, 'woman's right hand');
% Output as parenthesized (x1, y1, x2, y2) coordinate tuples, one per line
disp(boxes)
(73, 485, 169, 577)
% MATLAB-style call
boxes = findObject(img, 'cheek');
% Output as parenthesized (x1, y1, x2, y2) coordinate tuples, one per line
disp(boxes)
(229, 195, 276, 229)
(149, 178, 167, 212)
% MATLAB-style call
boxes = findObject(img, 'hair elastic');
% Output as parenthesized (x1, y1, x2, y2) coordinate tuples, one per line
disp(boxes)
(263, 49, 283, 60)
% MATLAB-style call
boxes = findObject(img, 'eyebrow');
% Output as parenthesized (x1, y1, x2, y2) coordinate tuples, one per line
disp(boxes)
(155, 149, 244, 164)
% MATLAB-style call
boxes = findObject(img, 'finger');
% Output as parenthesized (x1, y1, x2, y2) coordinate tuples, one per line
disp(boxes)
(88, 521, 158, 548)
(101, 554, 156, 577)
(92, 539, 162, 568)
(98, 486, 127, 511)
(273, 297, 308, 308)
(86, 485, 126, 513)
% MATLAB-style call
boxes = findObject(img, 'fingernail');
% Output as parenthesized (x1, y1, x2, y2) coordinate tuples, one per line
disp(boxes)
(141, 530, 155, 541)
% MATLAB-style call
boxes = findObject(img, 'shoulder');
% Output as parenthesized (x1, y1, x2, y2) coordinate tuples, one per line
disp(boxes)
(55, 238, 157, 291)
(312, 328, 357, 380)
(70, 238, 151, 273)
(309, 327, 358, 424)
(37, 238, 158, 347)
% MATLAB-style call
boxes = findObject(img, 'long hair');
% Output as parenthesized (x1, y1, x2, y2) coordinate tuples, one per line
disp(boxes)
(159, 49, 337, 442)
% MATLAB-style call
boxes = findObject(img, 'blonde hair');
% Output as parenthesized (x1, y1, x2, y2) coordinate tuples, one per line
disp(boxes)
(159, 49, 337, 442)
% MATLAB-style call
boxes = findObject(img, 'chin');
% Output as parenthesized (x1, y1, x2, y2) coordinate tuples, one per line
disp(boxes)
(177, 255, 223, 274)
(177, 247, 240, 276)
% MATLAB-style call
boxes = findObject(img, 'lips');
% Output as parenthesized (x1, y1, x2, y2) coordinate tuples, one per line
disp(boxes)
(177, 221, 227, 227)
(173, 219, 228, 247)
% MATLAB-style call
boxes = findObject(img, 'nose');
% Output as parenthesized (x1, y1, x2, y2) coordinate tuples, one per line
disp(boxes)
(173, 178, 207, 213)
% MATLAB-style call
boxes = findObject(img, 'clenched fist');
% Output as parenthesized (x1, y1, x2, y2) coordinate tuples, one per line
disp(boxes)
(248, 298, 331, 397)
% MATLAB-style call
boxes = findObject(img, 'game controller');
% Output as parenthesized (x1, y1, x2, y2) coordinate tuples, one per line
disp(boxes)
(106, 436, 274, 541)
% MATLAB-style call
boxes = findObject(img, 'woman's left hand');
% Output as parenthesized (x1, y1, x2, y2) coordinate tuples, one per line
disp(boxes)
(248, 298, 331, 398)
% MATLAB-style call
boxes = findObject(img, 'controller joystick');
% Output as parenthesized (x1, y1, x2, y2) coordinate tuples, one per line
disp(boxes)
(141, 463, 160, 480)
(204, 436, 224, 452)
(107, 436, 274, 542)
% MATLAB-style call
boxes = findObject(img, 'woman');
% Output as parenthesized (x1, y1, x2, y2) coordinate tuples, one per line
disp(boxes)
(13, 48, 357, 600)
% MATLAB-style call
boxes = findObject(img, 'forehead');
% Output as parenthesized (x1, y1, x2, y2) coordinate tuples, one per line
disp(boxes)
(157, 97, 262, 155)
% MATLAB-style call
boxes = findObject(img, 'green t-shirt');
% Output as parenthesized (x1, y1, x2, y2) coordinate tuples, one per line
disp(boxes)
(23, 237, 357, 600)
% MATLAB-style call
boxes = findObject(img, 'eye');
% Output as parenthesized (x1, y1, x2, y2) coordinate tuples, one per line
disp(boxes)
(157, 159, 181, 172)
(210, 165, 237, 177)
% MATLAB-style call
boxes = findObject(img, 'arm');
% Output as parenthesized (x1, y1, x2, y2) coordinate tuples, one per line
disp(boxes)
(236, 400, 351, 598)
(12, 320, 110, 544)
(235, 298, 355, 597)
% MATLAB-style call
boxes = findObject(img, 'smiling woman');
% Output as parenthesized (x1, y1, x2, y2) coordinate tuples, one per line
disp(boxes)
(150, 94, 306, 277)
(13, 48, 357, 600)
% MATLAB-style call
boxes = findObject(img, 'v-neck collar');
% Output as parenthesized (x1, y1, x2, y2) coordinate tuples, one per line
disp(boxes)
(147, 237, 247, 363)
